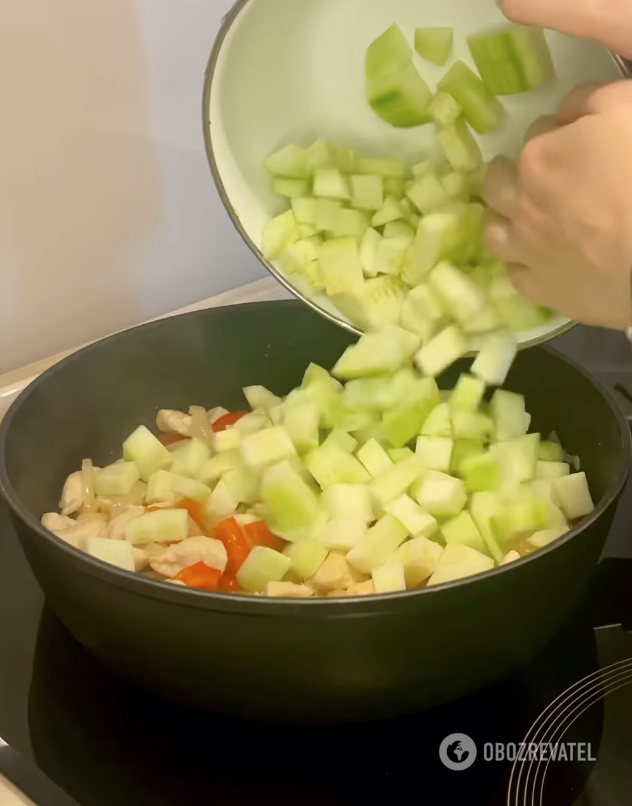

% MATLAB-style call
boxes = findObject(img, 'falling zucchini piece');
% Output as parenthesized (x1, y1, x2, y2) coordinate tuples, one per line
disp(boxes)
(468, 25, 555, 96)
(414, 28, 454, 67)
(436, 119, 483, 173)
(438, 60, 505, 134)
(366, 25, 433, 128)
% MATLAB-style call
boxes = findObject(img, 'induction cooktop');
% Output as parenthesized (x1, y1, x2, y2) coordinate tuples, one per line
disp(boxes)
(1, 325, 632, 806)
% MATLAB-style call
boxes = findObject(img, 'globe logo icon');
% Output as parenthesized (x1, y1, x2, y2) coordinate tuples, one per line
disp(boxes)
(439, 733, 477, 771)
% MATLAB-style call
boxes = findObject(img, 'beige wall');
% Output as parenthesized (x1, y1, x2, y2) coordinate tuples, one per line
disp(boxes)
(0, 0, 264, 374)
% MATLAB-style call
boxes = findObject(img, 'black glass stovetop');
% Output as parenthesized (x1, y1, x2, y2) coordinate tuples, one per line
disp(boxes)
(2, 326, 632, 806)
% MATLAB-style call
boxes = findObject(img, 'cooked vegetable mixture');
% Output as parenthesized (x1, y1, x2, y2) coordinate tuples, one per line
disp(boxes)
(261, 23, 558, 337)
(42, 326, 594, 598)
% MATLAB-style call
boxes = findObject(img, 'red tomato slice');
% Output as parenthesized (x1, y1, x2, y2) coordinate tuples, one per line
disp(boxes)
(158, 434, 189, 446)
(212, 412, 248, 432)
(174, 562, 221, 591)
(243, 521, 287, 553)
(214, 517, 251, 575)
(218, 573, 241, 592)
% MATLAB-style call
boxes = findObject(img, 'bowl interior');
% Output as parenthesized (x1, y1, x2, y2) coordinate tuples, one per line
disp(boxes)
(206, 0, 623, 345)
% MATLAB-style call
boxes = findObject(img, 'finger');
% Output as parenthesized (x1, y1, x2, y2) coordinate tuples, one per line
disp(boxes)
(484, 212, 525, 264)
(482, 157, 520, 219)
(523, 115, 558, 146)
(554, 82, 610, 125)
(500, 0, 597, 39)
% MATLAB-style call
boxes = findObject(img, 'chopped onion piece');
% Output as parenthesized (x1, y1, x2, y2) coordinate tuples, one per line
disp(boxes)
(81, 459, 96, 515)
(189, 406, 214, 448)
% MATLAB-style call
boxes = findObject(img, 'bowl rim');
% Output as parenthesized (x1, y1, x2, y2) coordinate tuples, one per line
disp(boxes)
(0, 301, 630, 615)
(201, 1, 628, 350)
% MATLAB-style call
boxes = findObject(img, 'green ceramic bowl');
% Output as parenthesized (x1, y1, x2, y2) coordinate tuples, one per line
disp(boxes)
(203, 0, 626, 348)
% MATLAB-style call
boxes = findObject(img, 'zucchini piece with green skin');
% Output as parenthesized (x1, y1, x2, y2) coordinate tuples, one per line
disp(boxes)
(400, 284, 447, 342)
(469, 491, 505, 562)
(278, 239, 320, 275)
(223, 468, 259, 505)
(415, 325, 468, 378)
(428, 92, 463, 127)
(388, 447, 415, 463)
(346, 514, 410, 574)
(450, 375, 486, 413)
(86, 537, 136, 572)
(427, 543, 494, 586)
(208, 478, 239, 518)
(441, 511, 489, 555)
(551, 472, 594, 519)
(359, 228, 382, 277)
(436, 119, 483, 173)
(351, 175, 384, 211)
(322, 430, 358, 453)
(460, 452, 500, 493)
(123, 425, 172, 482)
(333, 327, 419, 380)
(429, 261, 488, 324)
(491, 497, 551, 545)
(261, 460, 321, 533)
(264, 144, 308, 179)
(451, 439, 486, 476)
(272, 178, 310, 199)
(438, 60, 505, 134)
(313, 168, 351, 201)
(237, 546, 292, 593)
(415, 470, 467, 519)
(421, 402, 452, 438)
(125, 508, 189, 545)
(414, 27, 454, 66)
(262, 211, 299, 260)
(196, 451, 243, 485)
(396, 537, 444, 586)
(467, 25, 555, 96)
(373, 561, 407, 593)
(367, 57, 433, 129)
(318, 238, 364, 296)
(491, 433, 540, 483)
(357, 439, 394, 478)
(322, 484, 374, 524)
(416, 437, 453, 473)
(284, 539, 329, 580)
(94, 462, 140, 497)
(382, 378, 441, 448)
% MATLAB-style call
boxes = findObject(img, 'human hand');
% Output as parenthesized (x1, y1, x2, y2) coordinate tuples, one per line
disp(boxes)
(500, 0, 632, 60)
(483, 80, 632, 332)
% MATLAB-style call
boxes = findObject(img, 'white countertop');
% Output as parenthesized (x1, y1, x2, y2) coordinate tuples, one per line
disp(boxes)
(0, 277, 290, 804)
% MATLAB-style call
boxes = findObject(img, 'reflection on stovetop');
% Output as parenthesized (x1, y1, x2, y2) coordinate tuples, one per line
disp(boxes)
(0, 324, 631, 806)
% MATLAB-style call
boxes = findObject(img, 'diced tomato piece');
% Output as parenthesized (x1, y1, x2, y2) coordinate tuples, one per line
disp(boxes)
(218, 573, 241, 592)
(174, 562, 221, 591)
(173, 499, 207, 531)
(212, 411, 248, 432)
(158, 434, 189, 446)
(243, 520, 287, 553)
(214, 517, 251, 575)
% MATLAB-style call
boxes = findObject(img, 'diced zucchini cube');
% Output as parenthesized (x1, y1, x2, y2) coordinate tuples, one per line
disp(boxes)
(318, 517, 367, 552)
(450, 374, 486, 412)
(284, 538, 329, 580)
(313, 168, 351, 201)
(125, 509, 189, 545)
(461, 452, 500, 493)
(471, 333, 517, 386)
(86, 538, 136, 572)
(241, 427, 297, 469)
(262, 211, 299, 260)
(427, 543, 494, 586)
(322, 484, 374, 524)
(551, 472, 594, 520)
(386, 495, 438, 539)
(535, 461, 571, 480)
(237, 547, 292, 593)
(396, 536, 444, 586)
(414, 470, 466, 519)
(346, 515, 410, 574)
(357, 439, 394, 478)
(351, 175, 384, 211)
(441, 511, 488, 555)
(264, 144, 308, 179)
(261, 460, 321, 533)
(373, 561, 407, 592)
(416, 436, 453, 472)
(318, 237, 364, 296)
(415, 325, 468, 378)
(122, 425, 172, 482)
(95, 462, 141, 497)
